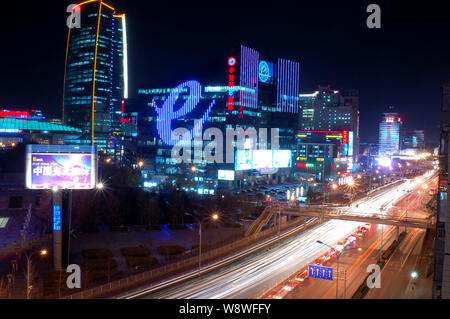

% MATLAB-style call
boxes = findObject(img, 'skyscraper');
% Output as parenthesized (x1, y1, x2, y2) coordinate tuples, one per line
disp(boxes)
(62, 0, 128, 150)
(378, 112, 402, 156)
(297, 86, 360, 177)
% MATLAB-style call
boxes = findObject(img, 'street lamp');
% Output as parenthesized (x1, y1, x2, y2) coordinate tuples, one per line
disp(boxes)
(316, 240, 361, 299)
(185, 212, 219, 277)
(25, 249, 47, 299)
(138, 160, 144, 168)
(317, 240, 340, 299)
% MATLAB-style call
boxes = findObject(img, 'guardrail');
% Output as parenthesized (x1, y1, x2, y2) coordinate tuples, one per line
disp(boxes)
(63, 215, 318, 299)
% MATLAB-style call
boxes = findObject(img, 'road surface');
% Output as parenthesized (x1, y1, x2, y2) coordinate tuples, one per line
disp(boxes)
(119, 171, 436, 299)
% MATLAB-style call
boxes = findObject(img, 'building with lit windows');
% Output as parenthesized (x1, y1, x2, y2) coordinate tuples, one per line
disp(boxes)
(401, 129, 425, 155)
(0, 109, 82, 147)
(131, 45, 300, 190)
(297, 86, 360, 181)
(62, 0, 128, 151)
(295, 130, 355, 182)
(378, 112, 402, 156)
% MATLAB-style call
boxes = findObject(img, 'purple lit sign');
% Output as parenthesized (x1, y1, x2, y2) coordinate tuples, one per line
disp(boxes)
(27, 153, 96, 190)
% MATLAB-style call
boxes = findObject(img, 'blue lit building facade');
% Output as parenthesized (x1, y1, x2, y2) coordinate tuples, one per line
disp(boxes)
(132, 45, 301, 190)
(378, 112, 402, 156)
(63, 1, 128, 151)
(0, 109, 82, 147)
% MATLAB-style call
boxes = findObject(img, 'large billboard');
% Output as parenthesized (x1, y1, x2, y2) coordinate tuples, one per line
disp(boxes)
(235, 149, 253, 171)
(218, 170, 235, 181)
(252, 150, 273, 170)
(26, 145, 97, 190)
(273, 150, 292, 168)
(235, 149, 292, 171)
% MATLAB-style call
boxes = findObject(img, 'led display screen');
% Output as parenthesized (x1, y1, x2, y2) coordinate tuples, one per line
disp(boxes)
(218, 170, 235, 181)
(348, 131, 354, 156)
(26, 145, 97, 190)
(235, 149, 292, 171)
(273, 150, 292, 168)
(235, 149, 253, 171)
(252, 150, 273, 170)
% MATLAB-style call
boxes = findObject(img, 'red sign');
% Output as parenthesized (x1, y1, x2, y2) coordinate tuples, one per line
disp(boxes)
(342, 131, 349, 145)
(0, 111, 30, 118)
(227, 57, 236, 111)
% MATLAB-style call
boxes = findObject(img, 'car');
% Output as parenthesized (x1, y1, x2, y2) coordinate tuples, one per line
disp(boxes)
(347, 235, 357, 243)
(295, 269, 308, 282)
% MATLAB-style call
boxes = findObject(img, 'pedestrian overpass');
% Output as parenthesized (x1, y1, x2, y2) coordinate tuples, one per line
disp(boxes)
(280, 207, 433, 229)
(245, 204, 433, 237)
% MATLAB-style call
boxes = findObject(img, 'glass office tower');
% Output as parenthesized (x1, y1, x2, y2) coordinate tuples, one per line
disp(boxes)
(62, 0, 128, 150)
(378, 112, 402, 156)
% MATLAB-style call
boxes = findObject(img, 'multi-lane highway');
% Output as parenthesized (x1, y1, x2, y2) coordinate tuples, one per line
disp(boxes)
(119, 170, 436, 299)
(282, 179, 434, 299)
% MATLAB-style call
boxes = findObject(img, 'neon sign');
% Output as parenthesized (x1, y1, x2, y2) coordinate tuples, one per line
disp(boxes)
(258, 60, 273, 84)
(0, 111, 30, 118)
(227, 57, 236, 111)
(154, 80, 215, 146)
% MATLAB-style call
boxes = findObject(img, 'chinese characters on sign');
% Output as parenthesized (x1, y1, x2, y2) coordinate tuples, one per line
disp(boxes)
(28, 153, 94, 189)
(53, 205, 62, 231)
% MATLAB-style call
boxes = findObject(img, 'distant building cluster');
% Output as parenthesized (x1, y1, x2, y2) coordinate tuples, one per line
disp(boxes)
(0, 0, 429, 197)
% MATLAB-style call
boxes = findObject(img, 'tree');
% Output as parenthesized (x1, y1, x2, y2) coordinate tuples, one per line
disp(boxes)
(137, 191, 161, 226)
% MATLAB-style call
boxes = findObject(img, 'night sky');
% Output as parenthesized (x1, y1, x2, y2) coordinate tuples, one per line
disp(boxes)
(1, 0, 449, 145)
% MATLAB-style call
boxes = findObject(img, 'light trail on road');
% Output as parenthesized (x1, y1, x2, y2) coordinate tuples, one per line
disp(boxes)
(126, 171, 436, 299)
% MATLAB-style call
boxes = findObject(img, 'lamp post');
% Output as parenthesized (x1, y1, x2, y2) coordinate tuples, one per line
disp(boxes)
(186, 213, 219, 277)
(410, 271, 418, 291)
(317, 240, 340, 299)
(316, 241, 362, 299)
(25, 249, 47, 299)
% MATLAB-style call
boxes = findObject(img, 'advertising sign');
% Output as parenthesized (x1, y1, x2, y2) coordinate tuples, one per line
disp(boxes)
(235, 149, 253, 171)
(26, 145, 97, 190)
(252, 150, 273, 170)
(235, 149, 292, 171)
(348, 131, 354, 157)
(273, 150, 292, 168)
(218, 170, 235, 181)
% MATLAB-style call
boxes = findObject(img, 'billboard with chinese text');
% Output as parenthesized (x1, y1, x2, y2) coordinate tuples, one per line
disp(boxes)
(26, 145, 97, 190)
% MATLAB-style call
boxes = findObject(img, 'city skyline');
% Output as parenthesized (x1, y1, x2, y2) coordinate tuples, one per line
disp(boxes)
(0, 1, 448, 145)
(0, 0, 445, 304)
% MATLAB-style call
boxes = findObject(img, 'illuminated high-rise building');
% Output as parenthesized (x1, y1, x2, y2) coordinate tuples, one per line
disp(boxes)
(378, 112, 402, 156)
(62, 0, 128, 150)
(298, 86, 360, 177)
